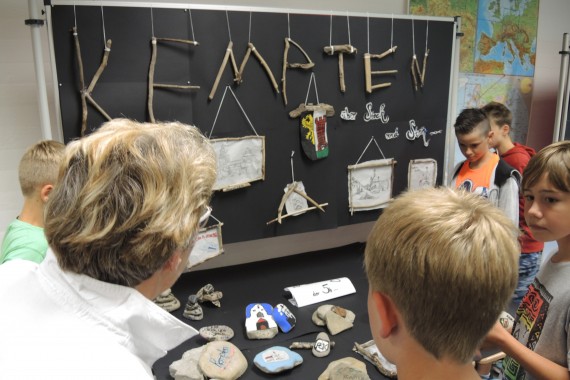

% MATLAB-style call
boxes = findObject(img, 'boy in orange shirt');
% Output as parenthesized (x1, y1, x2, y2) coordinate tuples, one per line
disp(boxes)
(450, 108, 520, 226)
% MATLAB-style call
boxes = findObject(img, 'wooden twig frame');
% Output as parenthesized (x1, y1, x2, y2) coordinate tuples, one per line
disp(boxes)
(72, 27, 113, 136)
(288, 103, 335, 119)
(267, 181, 328, 225)
(323, 44, 357, 93)
(348, 158, 396, 215)
(364, 46, 398, 94)
(281, 37, 315, 105)
(210, 136, 265, 192)
(147, 36, 200, 122)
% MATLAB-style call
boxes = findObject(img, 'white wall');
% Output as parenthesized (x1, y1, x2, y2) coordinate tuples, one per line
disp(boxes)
(0, 0, 566, 269)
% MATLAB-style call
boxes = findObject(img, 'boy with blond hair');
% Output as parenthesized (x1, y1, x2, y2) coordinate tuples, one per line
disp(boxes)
(0, 140, 65, 264)
(482, 101, 544, 304)
(451, 108, 520, 225)
(485, 140, 570, 379)
(365, 187, 519, 380)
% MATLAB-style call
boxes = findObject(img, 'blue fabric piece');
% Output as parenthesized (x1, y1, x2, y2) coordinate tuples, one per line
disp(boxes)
(513, 251, 542, 305)
(272, 303, 296, 333)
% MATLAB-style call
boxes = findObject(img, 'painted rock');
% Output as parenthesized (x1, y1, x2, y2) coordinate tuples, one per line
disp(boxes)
(245, 303, 278, 339)
(199, 325, 234, 341)
(318, 357, 368, 380)
(312, 332, 332, 357)
(272, 303, 296, 333)
(198, 341, 247, 380)
(153, 288, 181, 312)
(253, 346, 303, 374)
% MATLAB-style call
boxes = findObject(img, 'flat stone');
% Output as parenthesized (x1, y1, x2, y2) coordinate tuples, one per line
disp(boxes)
(318, 357, 368, 380)
(324, 310, 353, 335)
(170, 346, 206, 380)
(330, 364, 371, 380)
(315, 304, 334, 321)
(312, 332, 332, 357)
(272, 303, 296, 333)
(199, 325, 234, 341)
(245, 303, 278, 340)
(253, 346, 303, 374)
(198, 341, 247, 380)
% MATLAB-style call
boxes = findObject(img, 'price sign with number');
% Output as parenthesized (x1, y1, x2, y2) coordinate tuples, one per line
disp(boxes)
(284, 277, 356, 307)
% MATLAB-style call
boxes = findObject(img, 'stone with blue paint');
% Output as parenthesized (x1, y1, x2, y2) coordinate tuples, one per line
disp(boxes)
(245, 303, 278, 339)
(253, 346, 303, 374)
(272, 303, 296, 333)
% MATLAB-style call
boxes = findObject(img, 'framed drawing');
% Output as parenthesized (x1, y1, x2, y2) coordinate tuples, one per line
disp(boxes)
(211, 136, 265, 191)
(348, 158, 395, 215)
(187, 222, 224, 269)
(408, 158, 437, 190)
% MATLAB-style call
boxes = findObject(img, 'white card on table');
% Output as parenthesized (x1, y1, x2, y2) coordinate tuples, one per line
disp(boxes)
(284, 277, 356, 307)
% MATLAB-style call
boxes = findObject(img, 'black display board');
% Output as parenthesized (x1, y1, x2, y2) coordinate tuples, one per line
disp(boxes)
(50, 5, 455, 244)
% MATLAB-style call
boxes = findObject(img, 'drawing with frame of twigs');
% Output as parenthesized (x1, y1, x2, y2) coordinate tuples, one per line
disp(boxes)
(348, 158, 395, 214)
(408, 158, 437, 190)
(211, 136, 265, 191)
(187, 223, 224, 269)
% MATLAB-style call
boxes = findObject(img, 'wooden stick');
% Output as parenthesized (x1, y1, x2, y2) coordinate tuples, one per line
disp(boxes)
(323, 44, 357, 55)
(86, 39, 112, 94)
(364, 54, 372, 94)
(289, 103, 335, 118)
(364, 47, 398, 94)
(277, 183, 298, 224)
(476, 351, 506, 365)
(237, 44, 253, 84)
(411, 56, 419, 91)
(282, 37, 315, 105)
(421, 49, 429, 87)
(153, 84, 200, 89)
(209, 41, 239, 101)
(339, 53, 345, 92)
(148, 37, 158, 122)
(369, 46, 398, 60)
(85, 94, 112, 121)
(293, 188, 325, 212)
(155, 37, 199, 45)
(371, 70, 398, 75)
(72, 27, 88, 136)
(414, 55, 422, 89)
(267, 203, 328, 225)
(248, 43, 279, 93)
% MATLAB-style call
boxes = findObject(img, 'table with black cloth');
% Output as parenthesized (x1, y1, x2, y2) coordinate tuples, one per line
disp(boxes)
(153, 242, 392, 379)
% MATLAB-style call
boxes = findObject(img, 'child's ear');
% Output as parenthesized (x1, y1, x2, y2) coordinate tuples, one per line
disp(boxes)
(371, 290, 399, 338)
(40, 184, 54, 203)
(163, 251, 183, 272)
(501, 124, 510, 136)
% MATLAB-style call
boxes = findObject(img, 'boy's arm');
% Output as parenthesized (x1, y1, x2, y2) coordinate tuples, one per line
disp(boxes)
(498, 177, 519, 226)
(486, 322, 570, 380)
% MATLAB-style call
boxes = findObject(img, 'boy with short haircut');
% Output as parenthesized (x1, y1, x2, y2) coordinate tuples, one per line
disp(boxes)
(485, 140, 570, 379)
(450, 108, 520, 225)
(365, 187, 519, 380)
(0, 140, 65, 264)
(482, 101, 544, 304)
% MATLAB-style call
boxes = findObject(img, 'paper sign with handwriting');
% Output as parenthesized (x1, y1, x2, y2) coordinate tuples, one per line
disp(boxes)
(284, 277, 356, 307)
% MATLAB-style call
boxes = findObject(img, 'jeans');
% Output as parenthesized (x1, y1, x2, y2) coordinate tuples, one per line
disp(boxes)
(513, 251, 542, 307)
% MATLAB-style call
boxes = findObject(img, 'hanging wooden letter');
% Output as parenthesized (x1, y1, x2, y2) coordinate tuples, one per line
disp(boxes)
(208, 41, 241, 101)
(323, 45, 357, 93)
(72, 27, 113, 136)
(237, 43, 279, 93)
(147, 36, 200, 122)
(281, 38, 315, 106)
(363, 46, 398, 94)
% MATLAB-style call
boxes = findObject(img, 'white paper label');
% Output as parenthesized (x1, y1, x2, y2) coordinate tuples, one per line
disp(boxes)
(284, 277, 356, 307)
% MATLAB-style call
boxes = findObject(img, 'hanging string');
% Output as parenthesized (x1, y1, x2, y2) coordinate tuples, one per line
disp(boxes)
(188, 9, 196, 43)
(425, 20, 429, 51)
(248, 12, 252, 44)
(287, 12, 291, 39)
(366, 13, 370, 53)
(209, 86, 259, 138)
(304, 72, 320, 105)
(73, 2, 77, 30)
(150, 6, 155, 38)
(329, 13, 332, 47)
(391, 14, 394, 49)
(412, 16, 415, 56)
(100, 5, 108, 50)
(225, 10, 232, 42)
(346, 11, 351, 46)
(290, 151, 295, 182)
(355, 136, 386, 165)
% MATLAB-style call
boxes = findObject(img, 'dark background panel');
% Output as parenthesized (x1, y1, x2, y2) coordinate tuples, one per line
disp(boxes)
(51, 6, 454, 244)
